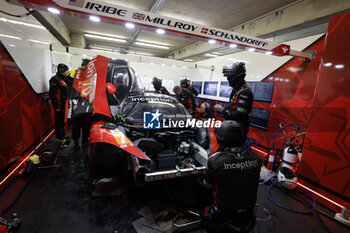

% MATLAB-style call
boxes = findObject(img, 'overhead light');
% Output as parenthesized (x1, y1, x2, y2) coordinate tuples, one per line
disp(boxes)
(150, 62, 154, 65)
(172, 65, 176, 68)
(228, 58, 249, 63)
(229, 44, 237, 48)
(125, 23, 135, 29)
(89, 15, 100, 22)
(135, 52, 153, 56)
(182, 66, 187, 69)
(28, 39, 50, 45)
(82, 54, 87, 57)
(84, 34, 127, 43)
(265, 51, 273, 55)
(208, 39, 216, 44)
(156, 29, 165, 34)
(204, 53, 218, 57)
(47, 7, 60, 14)
(135, 41, 169, 50)
(323, 62, 332, 67)
(0, 33, 21, 40)
(8, 44, 15, 47)
(161, 64, 165, 66)
(248, 48, 256, 52)
(335, 64, 344, 69)
(0, 18, 45, 29)
(125, 59, 128, 62)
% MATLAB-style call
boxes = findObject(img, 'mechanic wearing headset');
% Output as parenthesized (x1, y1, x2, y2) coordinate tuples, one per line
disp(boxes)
(152, 77, 169, 95)
(180, 78, 199, 96)
(202, 120, 261, 233)
(173, 85, 196, 113)
(49, 63, 69, 142)
(213, 62, 253, 141)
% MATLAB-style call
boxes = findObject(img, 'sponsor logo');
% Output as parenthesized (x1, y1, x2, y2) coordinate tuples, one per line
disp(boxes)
(224, 159, 259, 170)
(143, 111, 221, 129)
(202, 29, 268, 47)
(201, 27, 208, 34)
(133, 12, 198, 32)
(143, 110, 162, 129)
(84, 2, 127, 16)
(68, 0, 85, 7)
(131, 97, 175, 103)
(282, 46, 289, 53)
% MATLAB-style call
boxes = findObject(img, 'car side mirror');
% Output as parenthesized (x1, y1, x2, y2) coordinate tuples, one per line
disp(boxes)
(106, 83, 116, 94)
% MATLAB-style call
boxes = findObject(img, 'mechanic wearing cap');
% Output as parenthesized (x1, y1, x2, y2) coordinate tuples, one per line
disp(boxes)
(202, 120, 261, 233)
(173, 85, 196, 113)
(180, 78, 199, 96)
(213, 62, 253, 140)
(69, 59, 92, 150)
(49, 63, 69, 141)
(152, 77, 169, 95)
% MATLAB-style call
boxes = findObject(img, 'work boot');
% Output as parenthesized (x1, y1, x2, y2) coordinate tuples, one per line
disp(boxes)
(74, 140, 80, 151)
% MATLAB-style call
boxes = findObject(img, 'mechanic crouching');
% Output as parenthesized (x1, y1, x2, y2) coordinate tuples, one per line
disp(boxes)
(201, 120, 261, 233)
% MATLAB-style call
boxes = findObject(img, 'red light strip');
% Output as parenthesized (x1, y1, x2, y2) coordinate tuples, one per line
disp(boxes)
(297, 182, 344, 209)
(0, 129, 54, 187)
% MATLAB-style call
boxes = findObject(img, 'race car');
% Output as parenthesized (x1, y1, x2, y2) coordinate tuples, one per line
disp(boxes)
(68, 55, 218, 184)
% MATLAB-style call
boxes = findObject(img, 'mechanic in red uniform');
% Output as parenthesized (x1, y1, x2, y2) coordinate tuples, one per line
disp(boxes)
(173, 85, 196, 113)
(152, 77, 169, 95)
(202, 120, 261, 233)
(49, 63, 69, 142)
(213, 62, 253, 140)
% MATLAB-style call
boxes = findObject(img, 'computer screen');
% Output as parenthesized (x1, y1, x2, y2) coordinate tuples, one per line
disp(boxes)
(219, 81, 233, 98)
(194, 97, 201, 107)
(249, 108, 270, 130)
(203, 81, 218, 96)
(192, 81, 203, 95)
(247, 81, 274, 103)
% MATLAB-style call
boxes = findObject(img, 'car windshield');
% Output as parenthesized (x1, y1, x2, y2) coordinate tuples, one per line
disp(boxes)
(121, 97, 191, 124)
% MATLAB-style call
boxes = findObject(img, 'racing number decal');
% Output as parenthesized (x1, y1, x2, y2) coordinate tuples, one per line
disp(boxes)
(110, 129, 130, 147)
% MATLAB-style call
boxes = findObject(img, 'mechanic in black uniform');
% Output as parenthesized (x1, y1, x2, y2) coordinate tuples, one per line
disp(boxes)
(202, 120, 261, 233)
(180, 78, 199, 96)
(49, 63, 69, 142)
(213, 62, 253, 140)
(173, 85, 196, 113)
(152, 77, 169, 95)
(69, 59, 91, 150)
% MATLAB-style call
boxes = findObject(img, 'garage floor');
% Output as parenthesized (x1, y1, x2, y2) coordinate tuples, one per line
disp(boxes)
(0, 143, 348, 233)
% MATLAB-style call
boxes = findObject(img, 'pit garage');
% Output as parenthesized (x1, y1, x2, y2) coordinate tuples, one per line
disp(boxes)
(0, 0, 349, 233)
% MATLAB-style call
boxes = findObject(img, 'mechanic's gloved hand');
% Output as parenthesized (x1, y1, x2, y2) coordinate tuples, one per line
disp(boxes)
(213, 104, 224, 112)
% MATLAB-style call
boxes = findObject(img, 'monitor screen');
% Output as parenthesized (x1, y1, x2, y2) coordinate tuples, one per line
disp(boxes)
(219, 81, 233, 98)
(192, 81, 203, 95)
(194, 97, 201, 107)
(247, 81, 274, 103)
(203, 81, 218, 96)
(249, 108, 270, 130)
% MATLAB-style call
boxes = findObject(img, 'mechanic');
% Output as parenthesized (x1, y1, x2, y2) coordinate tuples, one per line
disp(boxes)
(69, 59, 91, 150)
(173, 85, 196, 113)
(49, 63, 69, 142)
(200, 102, 214, 119)
(201, 120, 261, 233)
(180, 78, 199, 96)
(114, 73, 129, 103)
(152, 77, 169, 95)
(213, 62, 253, 141)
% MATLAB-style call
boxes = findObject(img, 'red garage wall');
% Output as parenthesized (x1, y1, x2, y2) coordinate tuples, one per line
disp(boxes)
(249, 12, 350, 206)
(0, 42, 54, 172)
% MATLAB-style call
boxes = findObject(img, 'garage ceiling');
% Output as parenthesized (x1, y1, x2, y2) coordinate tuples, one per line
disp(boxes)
(58, 0, 299, 58)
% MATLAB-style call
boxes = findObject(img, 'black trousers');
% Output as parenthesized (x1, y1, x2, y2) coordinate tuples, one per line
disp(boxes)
(72, 116, 91, 142)
(54, 110, 65, 140)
